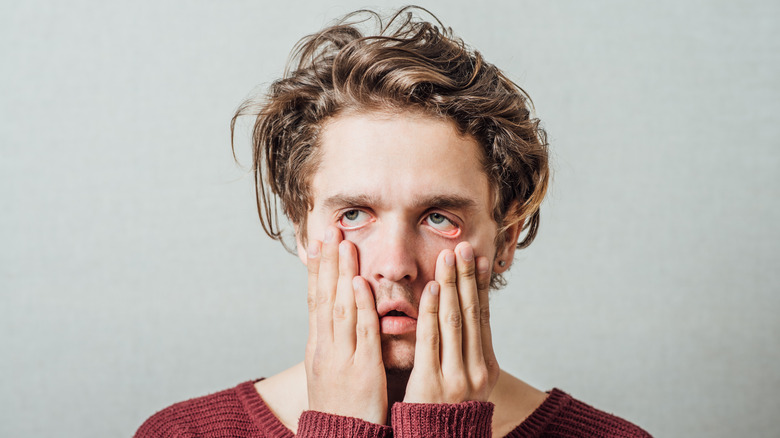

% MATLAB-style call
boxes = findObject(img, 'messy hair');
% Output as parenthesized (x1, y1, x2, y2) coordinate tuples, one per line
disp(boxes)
(232, 6, 549, 288)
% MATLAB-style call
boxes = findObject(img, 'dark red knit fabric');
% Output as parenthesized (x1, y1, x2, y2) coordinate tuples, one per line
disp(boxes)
(134, 380, 651, 438)
(391, 400, 493, 438)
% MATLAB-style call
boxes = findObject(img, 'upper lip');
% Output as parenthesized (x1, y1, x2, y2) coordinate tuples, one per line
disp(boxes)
(376, 300, 418, 319)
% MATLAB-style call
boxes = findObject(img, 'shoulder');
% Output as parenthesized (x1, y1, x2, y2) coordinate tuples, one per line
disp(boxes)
(134, 381, 258, 438)
(509, 389, 652, 438)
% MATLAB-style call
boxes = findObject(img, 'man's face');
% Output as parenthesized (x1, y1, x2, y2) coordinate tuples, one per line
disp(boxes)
(300, 110, 503, 371)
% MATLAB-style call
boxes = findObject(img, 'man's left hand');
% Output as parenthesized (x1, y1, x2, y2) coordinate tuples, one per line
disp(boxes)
(403, 241, 499, 404)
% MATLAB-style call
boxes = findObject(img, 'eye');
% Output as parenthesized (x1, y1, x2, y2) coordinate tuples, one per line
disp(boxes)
(338, 209, 373, 229)
(425, 212, 459, 236)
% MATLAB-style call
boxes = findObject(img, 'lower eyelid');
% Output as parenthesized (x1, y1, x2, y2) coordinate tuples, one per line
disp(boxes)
(439, 228, 461, 237)
(426, 222, 460, 237)
(339, 215, 375, 229)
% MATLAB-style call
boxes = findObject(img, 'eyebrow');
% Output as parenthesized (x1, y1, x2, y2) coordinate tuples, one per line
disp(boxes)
(322, 193, 381, 210)
(322, 193, 478, 212)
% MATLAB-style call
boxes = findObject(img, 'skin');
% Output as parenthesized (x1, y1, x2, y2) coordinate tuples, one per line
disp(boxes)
(255, 110, 548, 435)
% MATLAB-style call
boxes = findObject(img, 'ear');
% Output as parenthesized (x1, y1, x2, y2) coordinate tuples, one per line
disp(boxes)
(295, 225, 308, 266)
(493, 217, 524, 274)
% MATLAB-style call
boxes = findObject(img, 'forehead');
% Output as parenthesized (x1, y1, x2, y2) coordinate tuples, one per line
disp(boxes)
(311, 111, 492, 213)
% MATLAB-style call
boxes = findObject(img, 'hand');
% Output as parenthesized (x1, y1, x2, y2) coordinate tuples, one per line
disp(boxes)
(304, 226, 388, 424)
(403, 241, 499, 404)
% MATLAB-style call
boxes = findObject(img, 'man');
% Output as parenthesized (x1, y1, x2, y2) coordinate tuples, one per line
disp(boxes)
(136, 7, 650, 437)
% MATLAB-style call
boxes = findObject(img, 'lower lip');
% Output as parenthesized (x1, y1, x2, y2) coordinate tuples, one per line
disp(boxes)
(380, 316, 417, 335)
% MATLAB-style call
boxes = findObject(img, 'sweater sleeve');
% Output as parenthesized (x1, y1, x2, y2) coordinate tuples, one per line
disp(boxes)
(391, 401, 494, 438)
(296, 411, 392, 438)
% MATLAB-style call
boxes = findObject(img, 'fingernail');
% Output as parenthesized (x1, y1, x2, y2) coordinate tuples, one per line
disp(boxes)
(429, 282, 440, 296)
(444, 252, 455, 267)
(323, 228, 333, 243)
(339, 240, 348, 255)
(477, 257, 490, 273)
(459, 244, 474, 261)
(352, 276, 362, 290)
(307, 241, 320, 258)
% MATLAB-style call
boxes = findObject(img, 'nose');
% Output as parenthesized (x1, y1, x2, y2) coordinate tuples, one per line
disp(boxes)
(370, 221, 419, 284)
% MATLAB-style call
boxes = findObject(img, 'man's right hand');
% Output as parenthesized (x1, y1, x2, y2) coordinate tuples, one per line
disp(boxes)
(304, 226, 388, 425)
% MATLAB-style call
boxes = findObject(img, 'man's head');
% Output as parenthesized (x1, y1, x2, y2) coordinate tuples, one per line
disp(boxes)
(232, 7, 549, 370)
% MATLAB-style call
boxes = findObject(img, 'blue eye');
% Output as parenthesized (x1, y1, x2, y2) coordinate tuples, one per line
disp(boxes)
(425, 213, 459, 236)
(339, 209, 373, 229)
(344, 210, 360, 221)
(429, 213, 447, 224)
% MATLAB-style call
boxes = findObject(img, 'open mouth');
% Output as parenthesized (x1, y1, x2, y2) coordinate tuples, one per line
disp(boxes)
(379, 309, 417, 335)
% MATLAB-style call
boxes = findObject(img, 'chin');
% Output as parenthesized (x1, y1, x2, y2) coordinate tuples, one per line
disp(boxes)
(381, 334, 416, 373)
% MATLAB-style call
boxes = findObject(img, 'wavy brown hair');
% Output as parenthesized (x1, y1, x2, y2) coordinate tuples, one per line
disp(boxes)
(232, 6, 549, 288)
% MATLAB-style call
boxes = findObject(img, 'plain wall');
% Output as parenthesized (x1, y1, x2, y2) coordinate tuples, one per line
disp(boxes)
(2, 1, 778, 436)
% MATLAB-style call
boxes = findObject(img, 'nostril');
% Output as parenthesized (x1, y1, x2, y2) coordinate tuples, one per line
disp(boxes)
(374, 272, 415, 283)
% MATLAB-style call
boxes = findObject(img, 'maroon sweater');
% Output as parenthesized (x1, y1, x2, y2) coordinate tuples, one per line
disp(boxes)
(135, 380, 651, 437)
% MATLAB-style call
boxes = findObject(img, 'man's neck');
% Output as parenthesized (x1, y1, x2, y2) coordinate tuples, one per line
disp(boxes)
(385, 370, 411, 419)
(255, 363, 411, 428)
(255, 361, 549, 435)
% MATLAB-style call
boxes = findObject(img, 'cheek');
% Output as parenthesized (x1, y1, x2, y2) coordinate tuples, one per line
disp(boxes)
(341, 231, 371, 275)
(306, 221, 327, 242)
(414, 244, 446, 280)
(463, 227, 498, 259)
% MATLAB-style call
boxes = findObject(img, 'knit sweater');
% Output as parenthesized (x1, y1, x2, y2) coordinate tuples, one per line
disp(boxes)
(135, 380, 651, 438)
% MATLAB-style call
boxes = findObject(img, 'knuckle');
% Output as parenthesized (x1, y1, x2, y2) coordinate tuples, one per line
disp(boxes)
(442, 274, 458, 287)
(462, 303, 480, 324)
(307, 295, 318, 312)
(459, 263, 476, 279)
(317, 290, 332, 305)
(332, 303, 348, 321)
(471, 368, 488, 389)
(445, 310, 462, 328)
(356, 294, 375, 311)
(480, 306, 491, 323)
(354, 299, 369, 311)
(421, 302, 438, 315)
(355, 323, 371, 338)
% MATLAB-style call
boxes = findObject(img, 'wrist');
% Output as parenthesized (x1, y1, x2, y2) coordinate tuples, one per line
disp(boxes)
(391, 400, 494, 438)
(298, 410, 392, 438)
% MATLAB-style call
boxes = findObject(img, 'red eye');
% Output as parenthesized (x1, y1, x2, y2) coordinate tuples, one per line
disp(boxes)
(339, 210, 373, 229)
(425, 213, 459, 236)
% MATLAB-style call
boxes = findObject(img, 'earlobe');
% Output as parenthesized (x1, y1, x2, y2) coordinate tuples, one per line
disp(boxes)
(494, 217, 524, 274)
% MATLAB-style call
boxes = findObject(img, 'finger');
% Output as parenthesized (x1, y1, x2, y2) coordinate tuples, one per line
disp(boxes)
(413, 281, 442, 371)
(477, 256, 498, 376)
(435, 249, 464, 373)
(353, 276, 382, 364)
(455, 242, 484, 371)
(334, 240, 359, 354)
(316, 226, 342, 345)
(305, 239, 322, 362)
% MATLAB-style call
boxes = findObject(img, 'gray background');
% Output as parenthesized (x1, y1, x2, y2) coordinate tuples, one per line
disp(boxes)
(2, 0, 778, 437)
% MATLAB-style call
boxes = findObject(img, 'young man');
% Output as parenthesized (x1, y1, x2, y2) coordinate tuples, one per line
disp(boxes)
(136, 7, 650, 438)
